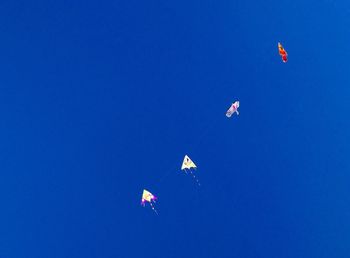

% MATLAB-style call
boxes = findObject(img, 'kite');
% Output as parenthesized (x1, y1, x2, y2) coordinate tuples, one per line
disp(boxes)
(141, 189, 158, 214)
(226, 101, 240, 117)
(181, 155, 200, 186)
(278, 42, 288, 63)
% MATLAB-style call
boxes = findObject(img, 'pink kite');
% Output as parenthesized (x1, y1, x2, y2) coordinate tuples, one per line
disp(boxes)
(226, 101, 240, 117)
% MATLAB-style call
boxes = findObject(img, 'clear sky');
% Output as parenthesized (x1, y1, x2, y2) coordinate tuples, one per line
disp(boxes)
(0, 0, 350, 257)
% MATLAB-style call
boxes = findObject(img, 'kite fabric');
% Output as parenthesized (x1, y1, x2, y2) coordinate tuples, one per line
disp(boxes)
(141, 189, 156, 204)
(226, 101, 240, 117)
(278, 42, 288, 63)
(181, 155, 197, 170)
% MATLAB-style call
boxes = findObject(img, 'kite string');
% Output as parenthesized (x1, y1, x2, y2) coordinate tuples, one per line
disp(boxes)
(157, 164, 179, 184)
(148, 83, 237, 212)
(155, 81, 230, 185)
(187, 114, 223, 155)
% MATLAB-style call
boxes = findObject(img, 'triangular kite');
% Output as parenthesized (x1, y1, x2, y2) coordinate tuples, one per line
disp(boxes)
(141, 189, 155, 204)
(181, 155, 197, 170)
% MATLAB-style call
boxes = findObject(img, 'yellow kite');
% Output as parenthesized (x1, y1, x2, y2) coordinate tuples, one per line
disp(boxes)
(181, 155, 200, 186)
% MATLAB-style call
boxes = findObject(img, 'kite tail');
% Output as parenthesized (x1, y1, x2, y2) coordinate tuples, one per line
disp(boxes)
(150, 202, 158, 215)
(189, 170, 201, 186)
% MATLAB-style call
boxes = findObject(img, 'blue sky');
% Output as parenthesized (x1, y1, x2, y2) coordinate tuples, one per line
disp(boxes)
(0, 0, 350, 257)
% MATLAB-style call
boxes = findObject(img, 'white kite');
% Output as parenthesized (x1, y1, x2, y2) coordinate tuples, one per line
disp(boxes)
(141, 189, 158, 214)
(181, 155, 200, 186)
(226, 101, 240, 117)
